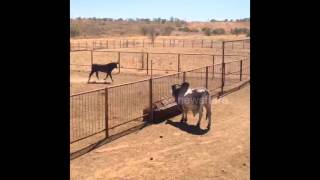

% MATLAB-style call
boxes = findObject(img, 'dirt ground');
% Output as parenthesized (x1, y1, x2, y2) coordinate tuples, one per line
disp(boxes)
(70, 84, 250, 180)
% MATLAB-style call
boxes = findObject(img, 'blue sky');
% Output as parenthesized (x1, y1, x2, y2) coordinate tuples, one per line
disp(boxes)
(70, 0, 250, 21)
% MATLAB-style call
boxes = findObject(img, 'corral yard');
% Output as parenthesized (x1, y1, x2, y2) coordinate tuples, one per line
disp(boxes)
(70, 84, 250, 180)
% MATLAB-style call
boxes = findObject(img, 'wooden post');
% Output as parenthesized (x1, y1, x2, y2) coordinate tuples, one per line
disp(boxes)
(146, 53, 149, 75)
(105, 87, 109, 138)
(133, 39, 135, 48)
(150, 54, 152, 77)
(141, 52, 144, 70)
(106, 40, 108, 49)
(149, 78, 153, 122)
(92, 41, 95, 50)
(90, 50, 93, 65)
(212, 55, 215, 79)
(205, 66, 208, 89)
(118, 52, 121, 73)
(221, 41, 225, 94)
(178, 54, 181, 72)
(183, 72, 186, 83)
(240, 60, 243, 81)
(201, 39, 204, 48)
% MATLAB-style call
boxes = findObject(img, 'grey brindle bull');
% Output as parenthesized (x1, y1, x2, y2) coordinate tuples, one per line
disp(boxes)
(171, 82, 212, 129)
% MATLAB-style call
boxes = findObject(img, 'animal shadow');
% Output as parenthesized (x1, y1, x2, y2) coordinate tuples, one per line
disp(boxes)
(165, 119, 210, 135)
(87, 81, 111, 84)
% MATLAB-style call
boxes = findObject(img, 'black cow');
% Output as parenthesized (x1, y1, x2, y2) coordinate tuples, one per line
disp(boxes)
(88, 62, 119, 82)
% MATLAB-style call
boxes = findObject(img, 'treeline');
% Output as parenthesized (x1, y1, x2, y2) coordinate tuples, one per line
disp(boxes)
(71, 17, 187, 25)
(210, 18, 250, 22)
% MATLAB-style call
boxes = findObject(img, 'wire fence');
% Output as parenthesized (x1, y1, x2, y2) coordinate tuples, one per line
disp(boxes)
(70, 60, 250, 155)
(70, 39, 250, 157)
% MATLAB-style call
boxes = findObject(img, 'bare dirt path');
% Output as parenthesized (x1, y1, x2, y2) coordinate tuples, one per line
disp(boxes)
(71, 85, 250, 180)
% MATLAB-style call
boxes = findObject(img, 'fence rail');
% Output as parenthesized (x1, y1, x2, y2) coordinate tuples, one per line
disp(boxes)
(70, 50, 248, 74)
(70, 38, 250, 51)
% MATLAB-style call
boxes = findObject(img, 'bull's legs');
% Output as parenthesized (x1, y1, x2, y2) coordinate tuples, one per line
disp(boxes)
(205, 104, 212, 129)
(95, 71, 99, 80)
(109, 73, 114, 82)
(180, 111, 187, 123)
(196, 107, 203, 127)
(88, 70, 95, 82)
(104, 73, 109, 80)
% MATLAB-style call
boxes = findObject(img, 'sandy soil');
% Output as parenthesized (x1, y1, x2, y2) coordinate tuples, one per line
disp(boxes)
(70, 84, 250, 180)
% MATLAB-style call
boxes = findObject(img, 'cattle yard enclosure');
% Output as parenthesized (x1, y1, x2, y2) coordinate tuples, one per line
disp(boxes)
(70, 39, 250, 159)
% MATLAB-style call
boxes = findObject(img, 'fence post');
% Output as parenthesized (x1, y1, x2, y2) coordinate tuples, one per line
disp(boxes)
(133, 39, 135, 48)
(78, 41, 80, 50)
(106, 40, 108, 49)
(240, 60, 243, 81)
(149, 78, 154, 122)
(150, 54, 153, 77)
(177, 54, 181, 77)
(91, 50, 93, 65)
(105, 87, 109, 138)
(141, 52, 144, 70)
(147, 53, 149, 75)
(201, 39, 204, 48)
(212, 55, 215, 79)
(205, 66, 208, 89)
(118, 52, 121, 73)
(221, 41, 225, 95)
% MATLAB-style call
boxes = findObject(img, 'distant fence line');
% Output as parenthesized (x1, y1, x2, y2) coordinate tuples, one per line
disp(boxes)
(70, 38, 250, 51)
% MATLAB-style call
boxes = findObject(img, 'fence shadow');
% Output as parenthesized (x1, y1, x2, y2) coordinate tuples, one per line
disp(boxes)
(165, 119, 210, 135)
(70, 121, 151, 160)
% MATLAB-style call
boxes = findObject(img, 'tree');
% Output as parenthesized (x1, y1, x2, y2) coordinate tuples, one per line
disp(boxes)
(148, 27, 160, 45)
(140, 26, 148, 36)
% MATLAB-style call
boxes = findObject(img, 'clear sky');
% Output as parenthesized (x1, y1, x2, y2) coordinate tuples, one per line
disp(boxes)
(70, 0, 250, 21)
